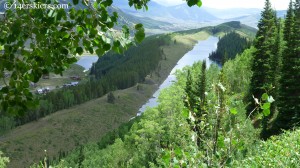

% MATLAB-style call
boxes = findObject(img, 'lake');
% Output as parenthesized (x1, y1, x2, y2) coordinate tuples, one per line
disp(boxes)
(137, 36, 219, 115)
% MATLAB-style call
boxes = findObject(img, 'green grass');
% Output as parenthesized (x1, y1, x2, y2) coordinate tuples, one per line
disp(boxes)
(1, 84, 156, 168)
(233, 129, 300, 167)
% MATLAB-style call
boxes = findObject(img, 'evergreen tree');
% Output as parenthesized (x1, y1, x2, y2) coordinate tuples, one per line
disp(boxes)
(195, 60, 207, 114)
(283, 0, 295, 43)
(247, 0, 278, 118)
(194, 61, 207, 148)
(261, 16, 283, 138)
(275, 0, 300, 132)
(184, 70, 197, 111)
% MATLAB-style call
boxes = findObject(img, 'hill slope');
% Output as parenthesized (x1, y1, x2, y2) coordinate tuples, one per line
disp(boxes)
(177, 21, 257, 39)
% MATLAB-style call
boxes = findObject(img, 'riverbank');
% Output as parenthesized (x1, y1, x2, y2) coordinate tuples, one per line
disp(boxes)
(139, 36, 219, 113)
(0, 31, 210, 168)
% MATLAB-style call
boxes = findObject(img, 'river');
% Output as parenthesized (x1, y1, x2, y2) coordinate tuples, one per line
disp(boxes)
(137, 36, 219, 115)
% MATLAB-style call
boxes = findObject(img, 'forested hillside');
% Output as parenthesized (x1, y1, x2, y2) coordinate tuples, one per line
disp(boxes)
(209, 31, 251, 64)
(90, 35, 170, 87)
(41, 0, 299, 167)
(176, 21, 257, 38)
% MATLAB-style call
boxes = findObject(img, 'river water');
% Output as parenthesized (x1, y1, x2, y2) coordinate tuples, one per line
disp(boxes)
(137, 36, 219, 115)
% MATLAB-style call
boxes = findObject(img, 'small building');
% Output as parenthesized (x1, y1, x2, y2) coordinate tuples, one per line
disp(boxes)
(36, 89, 43, 94)
(70, 76, 81, 80)
(70, 82, 79, 86)
(36, 87, 50, 94)
(30, 82, 37, 88)
(63, 84, 71, 87)
(42, 74, 50, 79)
(63, 82, 79, 87)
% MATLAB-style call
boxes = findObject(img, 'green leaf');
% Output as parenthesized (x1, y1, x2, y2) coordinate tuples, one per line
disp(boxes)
(135, 23, 143, 29)
(76, 26, 84, 35)
(93, 1, 98, 8)
(69, 8, 76, 20)
(61, 48, 69, 55)
(90, 28, 98, 38)
(262, 93, 268, 101)
(162, 151, 171, 165)
(187, 0, 199, 7)
(174, 148, 182, 158)
(262, 102, 271, 110)
(83, 39, 91, 48)
(76, 47, 83, 55)
(197, 1, 202, 7)
(96, 48, 105, 56)
(263, 109, 270, 116)
(87, 47, 94, 54)
(134, 24, 145, 43)
(230, 108, 238, 115)
(217, 136, 225, 148)
(182, 108, 189, 118)
(62, 32, 70, 39)
(103, 43, 111, 51)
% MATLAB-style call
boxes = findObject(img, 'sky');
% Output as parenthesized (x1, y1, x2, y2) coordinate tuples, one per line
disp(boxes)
(152, 0, 290, 10)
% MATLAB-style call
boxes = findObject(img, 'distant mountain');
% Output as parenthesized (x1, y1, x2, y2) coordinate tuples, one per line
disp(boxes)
(109, 6, 174, 34)
(113, 1, 288, 29)
(225, 13, 261, 28)
(167, 4, 219, 22)
(203, 7, 287, 27)
(203, 7, 262, 19)
(0, 0, 174, 34)
(0, 0, 288, 32)
(224, 10, 287, 28)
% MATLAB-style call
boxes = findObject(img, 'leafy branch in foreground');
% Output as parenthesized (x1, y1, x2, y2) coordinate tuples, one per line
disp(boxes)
(0, 0, 147, 115)
(0, 0, 202, 115)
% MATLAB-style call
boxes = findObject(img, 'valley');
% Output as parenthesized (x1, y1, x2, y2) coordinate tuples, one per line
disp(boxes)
(0, 21, 257, 167)
(0, 26, 220, 167)
(0, 0, 299, 167)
